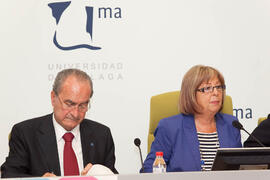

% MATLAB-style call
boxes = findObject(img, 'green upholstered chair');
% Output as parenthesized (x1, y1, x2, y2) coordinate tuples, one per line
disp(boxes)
(147, 91, 233, 153)
(258, 117, 267, 125)
(257, 114, 270, 125)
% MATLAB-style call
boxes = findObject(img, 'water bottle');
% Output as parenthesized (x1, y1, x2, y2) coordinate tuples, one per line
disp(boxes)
(152, 151, 166, 173)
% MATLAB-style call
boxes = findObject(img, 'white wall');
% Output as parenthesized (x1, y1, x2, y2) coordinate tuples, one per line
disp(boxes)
(1, 0, 270, 174)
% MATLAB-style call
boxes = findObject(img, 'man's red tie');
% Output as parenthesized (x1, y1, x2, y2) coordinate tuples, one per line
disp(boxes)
(63, 132, 79, 176)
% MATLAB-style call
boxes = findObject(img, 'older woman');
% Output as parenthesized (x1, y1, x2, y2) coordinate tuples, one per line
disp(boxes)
(143, 65, 242, 172)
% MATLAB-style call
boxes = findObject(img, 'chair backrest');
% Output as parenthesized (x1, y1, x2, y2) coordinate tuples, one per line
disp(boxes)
(258, 117, 267, 125)
(148, 91, 233, 153)
(258, 114, 270, 125)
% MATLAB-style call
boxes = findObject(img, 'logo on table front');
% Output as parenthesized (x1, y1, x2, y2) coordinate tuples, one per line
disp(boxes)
(48, 1, 122, 51)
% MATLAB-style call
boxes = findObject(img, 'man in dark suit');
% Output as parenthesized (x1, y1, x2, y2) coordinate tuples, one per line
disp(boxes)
(244, 114, 270, 147)
(1, 69, 117, 178)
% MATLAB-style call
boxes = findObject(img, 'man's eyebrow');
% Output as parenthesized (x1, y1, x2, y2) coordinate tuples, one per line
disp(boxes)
(64, 99, 89, 105)
(81, 100, 90, 104)
(64, 99, 76, 105)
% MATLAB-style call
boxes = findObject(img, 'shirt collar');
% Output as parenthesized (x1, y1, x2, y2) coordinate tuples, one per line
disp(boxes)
(52, 114, 80, 142)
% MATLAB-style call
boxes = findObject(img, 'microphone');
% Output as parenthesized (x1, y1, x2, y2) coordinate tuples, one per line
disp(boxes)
(134, 138, 144, 172)
(232, 120, 243, 130)
(232, 120, 265, 147)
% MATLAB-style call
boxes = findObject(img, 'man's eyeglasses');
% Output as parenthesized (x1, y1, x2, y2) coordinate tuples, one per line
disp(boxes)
(197, 85, 226, 93)
(57, 96, 90, 112)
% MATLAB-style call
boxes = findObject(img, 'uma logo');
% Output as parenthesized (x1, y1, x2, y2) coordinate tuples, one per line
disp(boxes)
(48, 1, 122, 51)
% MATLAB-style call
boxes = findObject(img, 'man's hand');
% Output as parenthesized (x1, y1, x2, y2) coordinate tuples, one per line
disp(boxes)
(81, 163, 93, 176)
(42, 172, 57, 177)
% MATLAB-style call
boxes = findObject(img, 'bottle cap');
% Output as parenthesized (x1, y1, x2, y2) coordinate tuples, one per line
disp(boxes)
(156, 151, 163, 156)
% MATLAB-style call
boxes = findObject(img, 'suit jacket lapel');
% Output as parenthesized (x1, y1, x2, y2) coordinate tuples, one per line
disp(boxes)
(216, 113, 230, 148)
(36, 114, 61, 175)
(183, 114, 201, 170)
(80, 120, 95, 167)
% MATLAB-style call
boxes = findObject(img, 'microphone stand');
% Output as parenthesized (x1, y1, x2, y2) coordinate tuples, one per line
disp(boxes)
(138, 145, 144, 172)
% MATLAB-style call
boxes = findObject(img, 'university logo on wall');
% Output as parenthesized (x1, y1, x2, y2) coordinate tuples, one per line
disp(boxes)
(48, 1, 122, 51)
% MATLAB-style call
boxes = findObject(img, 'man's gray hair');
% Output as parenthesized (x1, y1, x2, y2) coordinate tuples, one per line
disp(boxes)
(53, 68, 93, 97)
